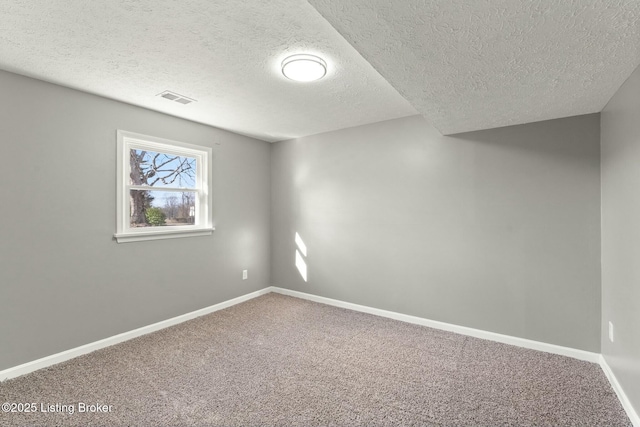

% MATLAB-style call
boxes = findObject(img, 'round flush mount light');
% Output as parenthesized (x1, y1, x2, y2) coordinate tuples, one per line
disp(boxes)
(281, 54, 327, 82)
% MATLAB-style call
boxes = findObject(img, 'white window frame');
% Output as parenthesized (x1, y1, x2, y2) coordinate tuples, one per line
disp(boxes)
(114, 130, 214, 243)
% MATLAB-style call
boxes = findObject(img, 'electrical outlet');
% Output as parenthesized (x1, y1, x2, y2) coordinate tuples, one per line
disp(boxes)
(242, 270, 248, 280)
(609, 321, 614, 343)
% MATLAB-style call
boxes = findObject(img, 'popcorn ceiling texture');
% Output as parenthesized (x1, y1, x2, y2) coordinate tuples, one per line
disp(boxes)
(307, 0, 640, 134)
(0, 294, 630, 426)
(0, 0, 416, 142)
(0, 1, 639, 139)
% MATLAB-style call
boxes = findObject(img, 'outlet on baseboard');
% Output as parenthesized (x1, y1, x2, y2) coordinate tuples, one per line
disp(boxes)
(608, 321, 614, 343)
(242, 270, 248, 280)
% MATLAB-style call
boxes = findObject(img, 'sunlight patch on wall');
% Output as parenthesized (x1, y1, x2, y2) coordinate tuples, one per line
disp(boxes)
(295, 232, 307, 256)
(295, 232, 308, 282)
(295, 250, 307, 282)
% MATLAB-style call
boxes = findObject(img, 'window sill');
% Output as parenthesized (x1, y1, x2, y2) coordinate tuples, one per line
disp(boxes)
(114, 227, 214, 243)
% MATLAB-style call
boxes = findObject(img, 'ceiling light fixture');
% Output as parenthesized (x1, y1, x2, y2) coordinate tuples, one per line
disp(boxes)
(281, 54, 327, 82)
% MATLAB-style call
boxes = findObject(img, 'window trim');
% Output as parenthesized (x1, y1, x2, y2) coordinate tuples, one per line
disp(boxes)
(114, 130, 214, 243)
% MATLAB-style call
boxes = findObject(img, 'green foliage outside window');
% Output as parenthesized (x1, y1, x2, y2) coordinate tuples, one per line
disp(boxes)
(145, 207, 166, 226)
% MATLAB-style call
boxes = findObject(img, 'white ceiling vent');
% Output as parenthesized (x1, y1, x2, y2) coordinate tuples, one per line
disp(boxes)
(157, 90, 196, 105)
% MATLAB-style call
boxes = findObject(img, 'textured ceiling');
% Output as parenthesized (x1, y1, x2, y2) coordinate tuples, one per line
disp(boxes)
(0, 0, 416, 142)
(1, 1, 639, 140)
(307, 0, 640, 134)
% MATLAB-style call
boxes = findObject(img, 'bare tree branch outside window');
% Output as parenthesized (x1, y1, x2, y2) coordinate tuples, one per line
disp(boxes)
(129, 149, 197, 227)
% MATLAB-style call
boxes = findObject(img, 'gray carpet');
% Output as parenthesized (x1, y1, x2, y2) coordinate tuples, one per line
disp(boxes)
(0, 293, 631, 426)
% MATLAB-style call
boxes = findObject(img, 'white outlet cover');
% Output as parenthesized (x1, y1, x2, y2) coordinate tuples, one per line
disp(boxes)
(242, 270, 248, 280)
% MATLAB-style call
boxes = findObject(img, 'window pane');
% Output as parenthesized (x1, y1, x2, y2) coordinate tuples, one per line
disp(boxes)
(129, 190, 196, 227)
(129, 149, 196, 188)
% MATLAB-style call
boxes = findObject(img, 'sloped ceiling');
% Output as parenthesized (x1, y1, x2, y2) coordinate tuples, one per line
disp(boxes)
(307, 0, 640, 134)
(1, 1, 639, 139)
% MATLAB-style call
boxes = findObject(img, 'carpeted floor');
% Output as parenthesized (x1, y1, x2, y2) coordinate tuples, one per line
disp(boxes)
(0, 293, 631, 426)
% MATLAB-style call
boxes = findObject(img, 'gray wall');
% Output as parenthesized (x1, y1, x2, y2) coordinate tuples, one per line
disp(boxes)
(272, 114, 601, 352)
(0, 70, 271, 370)
(601, 63, 640, 414)
(0, 66, 608, 372)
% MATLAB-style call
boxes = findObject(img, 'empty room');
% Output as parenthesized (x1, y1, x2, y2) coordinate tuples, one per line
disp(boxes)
(0, 1, 639, 426)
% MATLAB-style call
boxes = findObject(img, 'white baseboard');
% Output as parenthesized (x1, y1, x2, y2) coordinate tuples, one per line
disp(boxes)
(4, 285, 633, 424)
(270, 287, 600, 363)
(600, 355, 640, 427)
(0, 287, 272, 381)
(279, 285, 634, 425)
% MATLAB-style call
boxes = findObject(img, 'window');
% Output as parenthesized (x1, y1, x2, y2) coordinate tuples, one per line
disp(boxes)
(115, 130, 213, 243)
